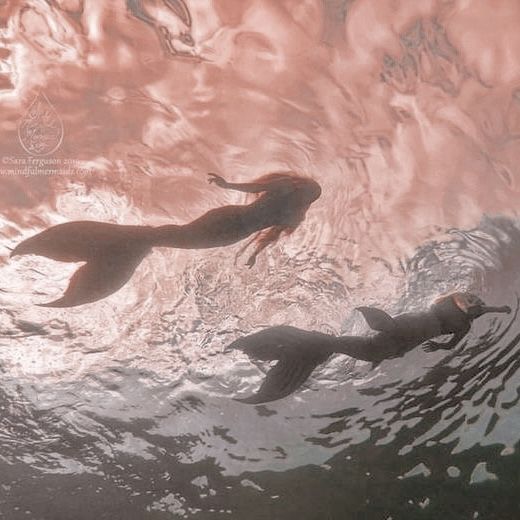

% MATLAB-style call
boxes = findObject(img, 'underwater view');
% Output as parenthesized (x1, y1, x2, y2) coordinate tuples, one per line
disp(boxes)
(1, 0, 520, 518)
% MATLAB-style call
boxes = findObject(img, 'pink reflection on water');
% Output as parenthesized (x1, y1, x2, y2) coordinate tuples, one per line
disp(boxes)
(0, 0, 519, 377)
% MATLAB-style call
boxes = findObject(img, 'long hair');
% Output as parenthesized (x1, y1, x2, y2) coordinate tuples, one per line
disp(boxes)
(248, 170, 311, 205)
(245, 171, 315, 258)
(251, 170, 301, 185)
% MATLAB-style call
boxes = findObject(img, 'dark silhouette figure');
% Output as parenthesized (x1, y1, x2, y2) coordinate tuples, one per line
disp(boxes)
(228, 293, 511, 404)
(10, 172, 321, 307)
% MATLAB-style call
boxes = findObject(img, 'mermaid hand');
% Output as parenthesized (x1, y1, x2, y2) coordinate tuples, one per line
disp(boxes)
(207, 173, 228, 188)
(424, 340, 447, 352)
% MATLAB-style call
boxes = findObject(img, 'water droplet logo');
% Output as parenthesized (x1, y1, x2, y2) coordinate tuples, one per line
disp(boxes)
(18, 92, 64, 156)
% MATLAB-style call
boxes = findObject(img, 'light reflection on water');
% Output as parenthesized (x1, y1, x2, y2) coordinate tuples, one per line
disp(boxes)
(2, 215, 520, 518)
(1, 1, 520, 518)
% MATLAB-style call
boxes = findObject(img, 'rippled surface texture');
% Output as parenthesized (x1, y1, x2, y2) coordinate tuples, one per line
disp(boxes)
(1, 1, 520, 518)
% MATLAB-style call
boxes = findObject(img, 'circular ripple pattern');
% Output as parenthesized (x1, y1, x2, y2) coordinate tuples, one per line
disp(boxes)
(1, 1, 520, 519)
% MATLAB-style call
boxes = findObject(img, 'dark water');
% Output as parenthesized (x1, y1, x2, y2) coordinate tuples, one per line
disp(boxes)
(2, 217, 520, 519)
(1, 1, 520, 519)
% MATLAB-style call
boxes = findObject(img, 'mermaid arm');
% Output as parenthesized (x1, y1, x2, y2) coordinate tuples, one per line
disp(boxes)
(423, 324, 470, 352)
(207, 173, 289, 194)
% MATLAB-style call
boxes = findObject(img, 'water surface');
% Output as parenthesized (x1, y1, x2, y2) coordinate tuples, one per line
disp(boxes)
(1, 1, 520, 518)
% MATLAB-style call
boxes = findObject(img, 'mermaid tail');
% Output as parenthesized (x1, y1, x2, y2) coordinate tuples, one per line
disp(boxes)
(37, 250, 149, 307)
(234, 355, 323, 404)
(11, 221, 153, 307)
(228, 326, 332, 404)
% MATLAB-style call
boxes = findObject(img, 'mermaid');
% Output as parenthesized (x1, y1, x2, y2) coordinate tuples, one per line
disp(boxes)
(228, 293, 511, 404)
(11, 172, 321, 307)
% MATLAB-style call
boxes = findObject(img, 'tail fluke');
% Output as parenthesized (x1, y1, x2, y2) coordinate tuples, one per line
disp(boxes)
(10, 225, 82, 261)
(38, 250, 148, 307)
(226, 325, 310, 360)
(12, 221, 153, 307)
(229, 325, 333, 404)
(234, 355, 320, 405)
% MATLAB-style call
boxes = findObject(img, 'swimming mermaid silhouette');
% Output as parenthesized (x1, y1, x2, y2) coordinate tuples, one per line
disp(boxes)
(11, 172, 322, 307)
(228, 292, 511, 404)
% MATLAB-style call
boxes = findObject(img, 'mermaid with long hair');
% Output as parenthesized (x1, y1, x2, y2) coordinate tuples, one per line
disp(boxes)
(11, 172, 322, 307)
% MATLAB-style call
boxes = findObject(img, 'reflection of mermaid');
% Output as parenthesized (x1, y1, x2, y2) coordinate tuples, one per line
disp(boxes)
(11, 172, 322, 307)
(126, 0, 197, 58)
(228, 293, 511, 404)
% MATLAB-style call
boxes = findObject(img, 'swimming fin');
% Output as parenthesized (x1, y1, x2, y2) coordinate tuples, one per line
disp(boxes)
(12, 221, 152, 307)
(38, 250, 148, 307)
(356, 306, 397, 332)
(234, 353, 321, 404)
